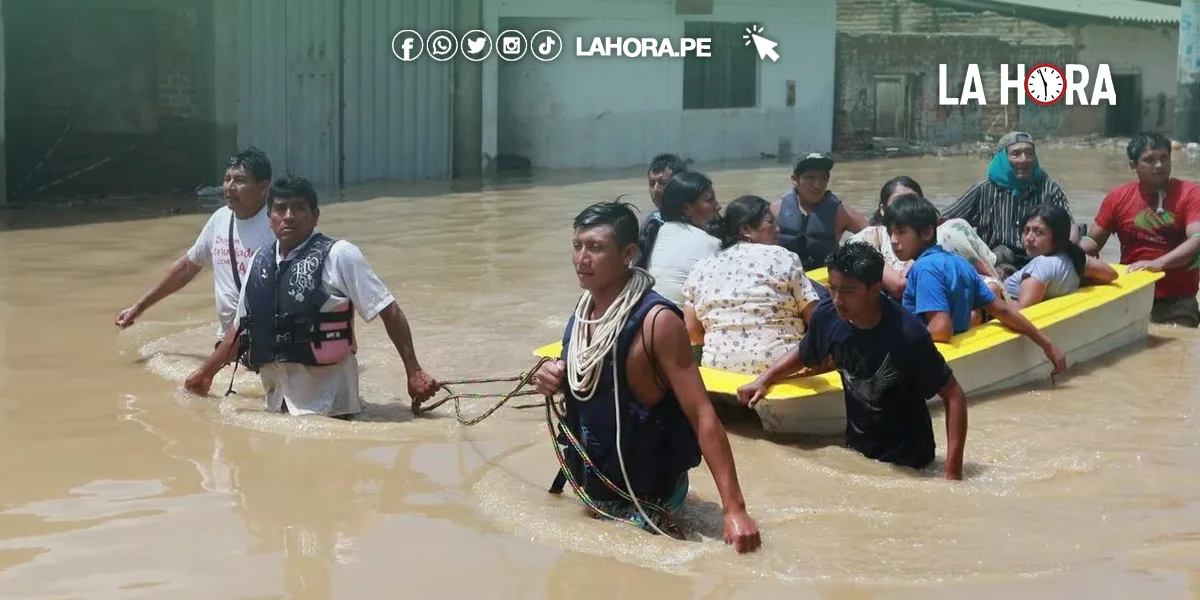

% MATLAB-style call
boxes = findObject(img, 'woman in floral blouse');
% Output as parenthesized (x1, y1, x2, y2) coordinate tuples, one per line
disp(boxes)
(682, 195, 821, 375)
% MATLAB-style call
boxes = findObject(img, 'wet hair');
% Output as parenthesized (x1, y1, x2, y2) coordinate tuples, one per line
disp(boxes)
(871, 176, 924, 226)
(636, 171, 714, 268)
(719, 195, 771, 249)
(226, 146, 272, 182)
(268, 174, 319, 211)
(1022, 205, 1086, 276)
(648, 153, 687, 175)
(826, 242, 885, 287)
(1126, 131, 1172, 162)
(880, 193, 939, 245)
(574, 200, 641, 248)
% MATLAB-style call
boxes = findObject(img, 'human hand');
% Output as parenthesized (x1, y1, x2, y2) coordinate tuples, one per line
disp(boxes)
(532, 359, 565, 397)
(723, 509, 762, 553)
(1127, 259, 1164, 273)
(735, 378, 769, 407)
(115, 304, 143, 329)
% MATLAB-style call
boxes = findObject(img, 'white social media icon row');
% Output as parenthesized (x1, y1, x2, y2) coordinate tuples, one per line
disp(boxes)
(391, 30, 564, 61)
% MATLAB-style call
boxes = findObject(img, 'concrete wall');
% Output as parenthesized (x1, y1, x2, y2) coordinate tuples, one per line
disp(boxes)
(833, 0, 1177, 147)
(481, 0, 836, 170)
(4, 0, 209, 199)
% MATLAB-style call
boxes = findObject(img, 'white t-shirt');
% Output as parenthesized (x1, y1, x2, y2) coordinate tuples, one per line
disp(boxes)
(235, 234, 396, 417)
(187, 205, 276, 338)
(646, 222, 721, 305)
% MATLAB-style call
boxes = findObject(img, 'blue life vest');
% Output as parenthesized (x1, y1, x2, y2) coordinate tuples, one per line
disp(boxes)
(238, 233, 356, 368)
(554, 290, 702, 502)
(777, 188, 843, 270)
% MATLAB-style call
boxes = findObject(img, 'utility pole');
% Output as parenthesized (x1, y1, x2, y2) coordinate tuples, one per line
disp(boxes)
(1178, 0, 1200, 143)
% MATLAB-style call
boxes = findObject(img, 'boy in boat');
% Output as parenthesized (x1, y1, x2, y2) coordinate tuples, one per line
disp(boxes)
(882, 194, 1068, 373)
(737, 243, 969, 479)
(182, 175, 441, 418)
(530, 200, 761, 553)
(1079, 131, 1200, 327)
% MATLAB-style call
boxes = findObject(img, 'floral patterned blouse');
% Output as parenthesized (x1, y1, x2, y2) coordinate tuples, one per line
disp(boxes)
(682, 243, 820, 375)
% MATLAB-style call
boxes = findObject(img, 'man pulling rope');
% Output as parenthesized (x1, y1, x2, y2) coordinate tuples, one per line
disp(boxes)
(530, 200, 762, 553)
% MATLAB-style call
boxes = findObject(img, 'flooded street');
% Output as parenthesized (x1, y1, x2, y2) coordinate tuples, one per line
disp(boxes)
(1, 146, 1199, 599)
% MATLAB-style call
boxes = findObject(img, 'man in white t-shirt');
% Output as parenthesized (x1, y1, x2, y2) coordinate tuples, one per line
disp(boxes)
(115, 147, 276, 342)
(183, 175, 441, 418)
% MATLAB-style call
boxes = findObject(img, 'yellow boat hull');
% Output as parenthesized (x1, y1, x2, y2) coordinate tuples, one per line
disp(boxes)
(533, 265, 1162, 434)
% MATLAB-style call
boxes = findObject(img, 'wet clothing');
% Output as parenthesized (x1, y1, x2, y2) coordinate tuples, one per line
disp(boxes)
(778, 188, 843, 270)
(800, 298, 951, 469)
(554, 289, 702, 529)
(187, 204, 275, 338)
(1094, 179, 1200, 302)
(1151, 295, 1200, 327)
(903, 245, 996, 334)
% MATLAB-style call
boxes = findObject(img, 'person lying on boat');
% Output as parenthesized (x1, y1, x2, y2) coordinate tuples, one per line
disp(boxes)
(531, 200, 762, 553)
(680, 195, 821, 376)
(882, 195, 1068, 373)
(941, 131, 1081, 276)
(1005, 205, 1117, 309)
(735, 243, 969, 479)
(636, 171, 722, 305)
(771, 152, 869, 271)
(1080, 131, 1200, 328)
(849, 176, 1006, 300)
(641, 153, 688, 237)
(182, 175, 442, 418)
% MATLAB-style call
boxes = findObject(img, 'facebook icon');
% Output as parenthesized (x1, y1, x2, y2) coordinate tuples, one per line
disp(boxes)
(391, 30, 424, 61)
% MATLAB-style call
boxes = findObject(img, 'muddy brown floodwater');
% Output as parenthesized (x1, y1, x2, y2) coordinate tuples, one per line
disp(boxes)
(1, 147, 1198, 599)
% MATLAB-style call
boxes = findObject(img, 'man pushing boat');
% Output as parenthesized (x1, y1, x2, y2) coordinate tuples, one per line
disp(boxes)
(530, 200, 761, 553)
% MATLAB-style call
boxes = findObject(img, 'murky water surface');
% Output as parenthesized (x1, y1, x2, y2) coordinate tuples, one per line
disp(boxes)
(1, 147, 1199, 598)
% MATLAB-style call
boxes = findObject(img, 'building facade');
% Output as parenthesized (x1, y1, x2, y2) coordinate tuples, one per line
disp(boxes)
(833, 0, 1179, 149)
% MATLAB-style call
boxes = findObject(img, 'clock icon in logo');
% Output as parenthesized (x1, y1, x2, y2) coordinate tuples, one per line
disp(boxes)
(1025, 63, 1065, 105)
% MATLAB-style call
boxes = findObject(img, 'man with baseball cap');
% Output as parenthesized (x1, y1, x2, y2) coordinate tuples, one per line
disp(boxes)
(942, 131, 1080, 275)
(771, 152, 869, 271)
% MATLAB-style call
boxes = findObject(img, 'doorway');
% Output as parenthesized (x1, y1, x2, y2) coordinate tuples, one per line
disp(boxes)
(1105, 74, 1142, 137)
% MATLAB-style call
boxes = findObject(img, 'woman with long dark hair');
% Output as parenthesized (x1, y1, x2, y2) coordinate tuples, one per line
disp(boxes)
(680, 195, 820, 375)
(1005, 205, 1117, 308)
(636, 171, 722, 304)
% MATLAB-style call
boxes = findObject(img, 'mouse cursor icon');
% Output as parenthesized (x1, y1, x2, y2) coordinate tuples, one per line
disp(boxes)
(749, 33, 779, 62)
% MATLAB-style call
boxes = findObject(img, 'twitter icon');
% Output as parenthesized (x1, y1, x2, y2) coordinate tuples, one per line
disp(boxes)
(460, 30, 492, 61)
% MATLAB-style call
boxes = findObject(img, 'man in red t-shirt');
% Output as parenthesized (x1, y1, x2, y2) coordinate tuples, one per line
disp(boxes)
(1081, 131, 1200, 327)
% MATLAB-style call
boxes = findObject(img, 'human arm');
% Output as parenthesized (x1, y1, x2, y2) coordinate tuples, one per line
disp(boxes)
(330, 242, 439, 404)
(683, 304, 705, 346)
(836, 203, 869, 237)
(646, 306, 761, 553)
(681, 270, 705, 346)
(736, 304, 828, 406)
(910, 266, 957, 342)
(985, 297, 1067, 373)
(1080, 190, 1119, 256)
(938, 375, 968, 480)
(183, 279, 248, 395)
(1129, 221, 1200, 272)
(116, 255, 204, 328)
(1082, 256, 1118, 284)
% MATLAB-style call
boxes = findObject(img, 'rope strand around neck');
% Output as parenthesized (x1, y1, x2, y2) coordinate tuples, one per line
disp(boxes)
(566, 267, 653, 401)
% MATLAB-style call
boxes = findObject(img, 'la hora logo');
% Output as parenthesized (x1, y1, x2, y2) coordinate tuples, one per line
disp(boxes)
(938, 63, 1117, 106)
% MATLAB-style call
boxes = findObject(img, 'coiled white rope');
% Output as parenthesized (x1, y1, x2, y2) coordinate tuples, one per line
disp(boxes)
(564, 266, 673, 538)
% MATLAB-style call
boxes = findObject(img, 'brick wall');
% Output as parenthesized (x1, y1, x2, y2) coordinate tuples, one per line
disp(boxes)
(834, 33, 1076, 150)
(4, 4, 207, 200)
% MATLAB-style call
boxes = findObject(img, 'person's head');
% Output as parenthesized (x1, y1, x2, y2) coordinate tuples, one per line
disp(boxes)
(636, 171, 720, 268)
(996, 131, 1037, 180)
(719, 195, 777, 249)
(572, 200, 641, 293)
(267, 175, 320, 250)
(790, 152, 834, 204)
(647, 153, 688, 208)
(1126, 131, 1173, 188)
(881, 194, 940, 261)
(871, 176, 924, 225)
(1021, 204, 1086, 275)
(825, 242, 885, 324)
(224, 147, 272, 217)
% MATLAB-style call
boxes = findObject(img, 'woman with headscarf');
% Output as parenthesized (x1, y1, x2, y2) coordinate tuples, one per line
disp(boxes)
(941, 131, 1081, 276)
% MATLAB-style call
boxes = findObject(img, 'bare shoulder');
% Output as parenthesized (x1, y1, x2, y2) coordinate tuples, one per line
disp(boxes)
(642, 305, 689, 358)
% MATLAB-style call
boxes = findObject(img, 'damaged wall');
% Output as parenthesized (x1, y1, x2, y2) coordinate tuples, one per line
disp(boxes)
(4, 0, 209, 200)
(834, 33, 1074, 149)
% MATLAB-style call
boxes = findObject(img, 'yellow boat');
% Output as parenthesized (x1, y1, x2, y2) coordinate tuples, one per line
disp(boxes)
(533, 265, 1163, 435)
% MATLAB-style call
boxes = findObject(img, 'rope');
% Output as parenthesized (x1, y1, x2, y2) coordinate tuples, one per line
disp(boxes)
(566, 267, 653, 400)
(563, 267, 673, 539)
(413, 357, 552, 426)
